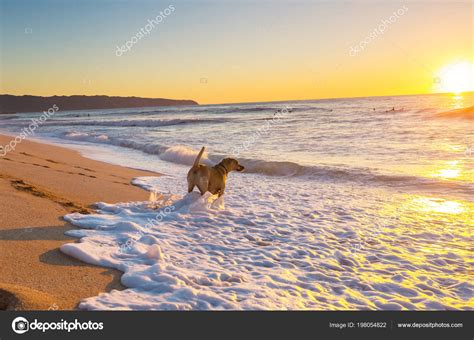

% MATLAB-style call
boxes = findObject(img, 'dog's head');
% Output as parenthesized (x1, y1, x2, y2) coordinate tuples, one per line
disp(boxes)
(220, 158, 245, 172)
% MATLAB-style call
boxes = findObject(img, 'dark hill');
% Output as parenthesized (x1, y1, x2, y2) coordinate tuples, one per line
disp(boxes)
(0, 95, 198, 114)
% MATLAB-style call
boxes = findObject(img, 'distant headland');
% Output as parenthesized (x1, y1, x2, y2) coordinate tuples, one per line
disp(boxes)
(0, 95, 198, 114)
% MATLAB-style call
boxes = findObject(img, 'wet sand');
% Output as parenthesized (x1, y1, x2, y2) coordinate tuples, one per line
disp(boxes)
(0, 134, 159, 310)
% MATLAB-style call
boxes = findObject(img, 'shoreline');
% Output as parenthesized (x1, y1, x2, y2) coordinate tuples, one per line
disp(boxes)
(0, 134, 160, 310)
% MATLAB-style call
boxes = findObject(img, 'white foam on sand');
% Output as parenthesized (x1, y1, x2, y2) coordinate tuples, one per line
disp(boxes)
(60, 169, 473, 310)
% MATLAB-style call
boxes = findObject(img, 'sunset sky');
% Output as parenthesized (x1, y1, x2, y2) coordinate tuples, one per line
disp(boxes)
(1, 0, 472, 104)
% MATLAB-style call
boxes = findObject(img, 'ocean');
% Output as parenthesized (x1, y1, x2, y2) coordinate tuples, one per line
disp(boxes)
(1, 93, 472, 310)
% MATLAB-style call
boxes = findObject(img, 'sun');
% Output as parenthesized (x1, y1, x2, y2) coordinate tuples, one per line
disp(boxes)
(434, 61, 474, 94)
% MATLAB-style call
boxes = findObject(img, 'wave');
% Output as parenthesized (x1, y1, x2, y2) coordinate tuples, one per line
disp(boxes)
(219, 106, 291, 113)
(0, 117, 231, 129)
(434, 106, 474, 121)
(60, 131, 474, 197)
(415, 108, 438, 113)
(216, 106, 332, 114)
(0, 114, 18, 120)
(63, 131, 169, 155)
(237, 158, 474, 199)
(46, 118, 230, 128)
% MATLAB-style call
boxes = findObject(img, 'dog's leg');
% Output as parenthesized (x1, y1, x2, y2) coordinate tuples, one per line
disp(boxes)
(218, 183, 225, 197)
(197, 184, 207, 195)
(197, 182, 208, 195)
(196, 178, 209, 195)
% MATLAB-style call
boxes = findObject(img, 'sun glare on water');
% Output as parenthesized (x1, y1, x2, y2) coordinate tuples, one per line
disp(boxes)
(430, 160, 462, 180)
(435, 61, 474, 94)
(411, 197, 465, 215)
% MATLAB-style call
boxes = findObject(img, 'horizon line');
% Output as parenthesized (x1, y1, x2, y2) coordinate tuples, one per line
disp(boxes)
(2, 91, 473, 107)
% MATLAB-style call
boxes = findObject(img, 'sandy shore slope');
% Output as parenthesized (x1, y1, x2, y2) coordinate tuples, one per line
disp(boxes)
(0, 134, 159, 310)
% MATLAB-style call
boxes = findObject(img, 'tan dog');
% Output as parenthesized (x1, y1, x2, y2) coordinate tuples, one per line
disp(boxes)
(187, 147, 244, 197)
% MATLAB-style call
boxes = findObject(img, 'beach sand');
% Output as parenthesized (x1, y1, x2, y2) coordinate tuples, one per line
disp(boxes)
(0, 134, 159, 310)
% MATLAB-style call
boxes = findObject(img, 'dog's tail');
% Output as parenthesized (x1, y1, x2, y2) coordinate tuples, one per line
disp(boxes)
(193, 146, 205, 167)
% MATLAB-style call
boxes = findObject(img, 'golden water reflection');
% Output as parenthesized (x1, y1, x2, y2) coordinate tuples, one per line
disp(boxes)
(429, 160, 472, 182)
(410, 197, 465, 214)
(450, 94, 464, 109)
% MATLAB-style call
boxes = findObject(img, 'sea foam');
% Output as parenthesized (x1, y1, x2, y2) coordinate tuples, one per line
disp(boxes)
(60, 172, 473, 310)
